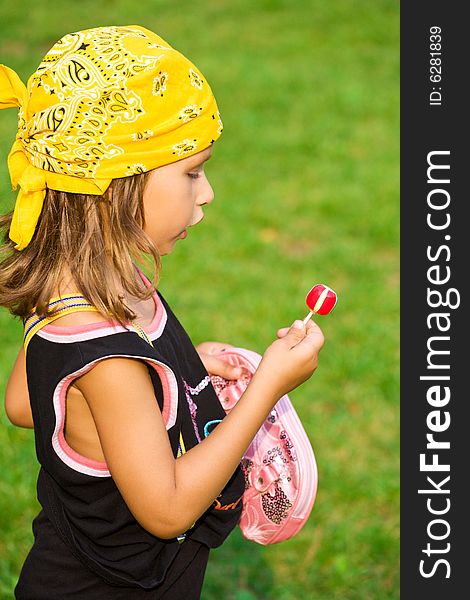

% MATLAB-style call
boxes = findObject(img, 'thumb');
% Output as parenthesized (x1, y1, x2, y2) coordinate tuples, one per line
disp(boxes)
(285, 320, 306, 346)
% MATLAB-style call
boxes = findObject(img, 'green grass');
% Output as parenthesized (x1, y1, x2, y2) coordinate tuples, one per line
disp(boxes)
(0, 1, 399, 598)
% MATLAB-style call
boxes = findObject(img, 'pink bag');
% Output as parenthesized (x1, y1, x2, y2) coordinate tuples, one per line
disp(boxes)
(210, 347, 318, 545)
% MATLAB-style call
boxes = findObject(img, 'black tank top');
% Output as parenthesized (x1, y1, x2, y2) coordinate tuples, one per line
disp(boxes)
(23, 268, 244, 589)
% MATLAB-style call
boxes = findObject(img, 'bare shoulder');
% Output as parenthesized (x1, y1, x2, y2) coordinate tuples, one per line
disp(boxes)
(47, 274, 110, 327)
(50, 311, 110, 328)
(76, 356, 151, 389)
(72, 359, 158, 457)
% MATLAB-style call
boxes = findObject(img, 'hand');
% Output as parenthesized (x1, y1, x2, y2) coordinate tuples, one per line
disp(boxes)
(254, 319, 325, 399)
(195, 341, 243, 380)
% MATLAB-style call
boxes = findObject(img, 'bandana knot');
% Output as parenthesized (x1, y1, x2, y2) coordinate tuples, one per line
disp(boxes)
(0, 64, 27, 109)
(6, 142, 47, 249)
(17, 164, 47, 193)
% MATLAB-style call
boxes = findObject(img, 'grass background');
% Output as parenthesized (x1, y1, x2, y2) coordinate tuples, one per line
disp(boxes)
(0, 1, 399, 598)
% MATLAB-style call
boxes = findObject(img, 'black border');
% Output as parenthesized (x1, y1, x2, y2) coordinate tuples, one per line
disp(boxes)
(401, 3, 467, 597)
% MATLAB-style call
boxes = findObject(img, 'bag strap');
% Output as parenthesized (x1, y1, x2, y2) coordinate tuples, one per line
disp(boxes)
(23, 294, 100, 353)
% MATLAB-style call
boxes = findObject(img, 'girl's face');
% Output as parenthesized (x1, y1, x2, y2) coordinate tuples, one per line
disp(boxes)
(142, 146, 214, 255)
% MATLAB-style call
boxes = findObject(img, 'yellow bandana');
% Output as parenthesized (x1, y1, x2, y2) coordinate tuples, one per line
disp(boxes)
(0, 25, 223, 250)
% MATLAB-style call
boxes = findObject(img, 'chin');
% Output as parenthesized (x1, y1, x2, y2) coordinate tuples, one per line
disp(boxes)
(156, 242, 174, 256)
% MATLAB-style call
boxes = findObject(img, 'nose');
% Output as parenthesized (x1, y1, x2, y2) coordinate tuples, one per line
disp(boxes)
(198, 174, 214, 206)
(190, 175, 214, 227)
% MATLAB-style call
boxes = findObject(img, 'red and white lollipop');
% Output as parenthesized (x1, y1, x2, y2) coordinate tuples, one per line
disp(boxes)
(303, 284, 338, 324)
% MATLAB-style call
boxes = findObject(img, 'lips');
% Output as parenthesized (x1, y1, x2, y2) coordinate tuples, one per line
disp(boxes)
(179, 229, 188, 239)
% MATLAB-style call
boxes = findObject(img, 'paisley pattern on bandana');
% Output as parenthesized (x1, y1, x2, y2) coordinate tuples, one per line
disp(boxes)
(188, 68, 204, 89)
(172, 138, 198, 156)
(179, 104, 202, 123)
(0, 25, 223, 249)
(125, 163, 148, 176)
(152, 72, 168, 97)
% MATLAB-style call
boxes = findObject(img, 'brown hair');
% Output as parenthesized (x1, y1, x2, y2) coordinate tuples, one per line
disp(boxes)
(0, 172, 160, 325)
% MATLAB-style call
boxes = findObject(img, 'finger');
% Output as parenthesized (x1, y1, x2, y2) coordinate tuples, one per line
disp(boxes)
(278, 319, 317, 338)
(305, 319, 323, 337)
(203, 355, 243, 380)
(284, 320, 307, 348)
(305, 319, 320, 333)
(299, 321, 325, 351)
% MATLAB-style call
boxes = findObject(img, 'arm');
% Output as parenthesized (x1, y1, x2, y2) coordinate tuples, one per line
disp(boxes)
(75, 320, 324, 539)
(4, 347, 34, 428)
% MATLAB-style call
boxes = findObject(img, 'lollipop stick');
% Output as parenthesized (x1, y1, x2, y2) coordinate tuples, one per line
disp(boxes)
(303, 310, 313, 325)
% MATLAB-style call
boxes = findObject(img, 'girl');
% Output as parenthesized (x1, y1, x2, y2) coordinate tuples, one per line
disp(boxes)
(0, 26, 324, 599)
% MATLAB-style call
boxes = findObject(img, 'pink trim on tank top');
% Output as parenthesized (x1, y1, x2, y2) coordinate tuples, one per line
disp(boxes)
(45, 320, 122, 335)
(52, 355, 179, 477)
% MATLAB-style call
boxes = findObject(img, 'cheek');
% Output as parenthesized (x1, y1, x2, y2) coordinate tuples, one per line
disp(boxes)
(142, 198, 158, 236)
(142, 175, 197, 238)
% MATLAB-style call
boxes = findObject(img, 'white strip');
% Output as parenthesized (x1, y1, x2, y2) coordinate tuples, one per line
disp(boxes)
(148, 306, 168, 341)
(52, 372, 111, 478)
(37, 324, 129, 344)
(313, 287, 330, 313)
(302, 310, 313, 325)
(51, 354, 179, 478)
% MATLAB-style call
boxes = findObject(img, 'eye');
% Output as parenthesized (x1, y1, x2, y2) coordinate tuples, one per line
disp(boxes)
(187, 172, 200, 180)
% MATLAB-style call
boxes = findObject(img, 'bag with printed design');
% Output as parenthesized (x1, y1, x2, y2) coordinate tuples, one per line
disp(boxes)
(210, 347, 318, 545)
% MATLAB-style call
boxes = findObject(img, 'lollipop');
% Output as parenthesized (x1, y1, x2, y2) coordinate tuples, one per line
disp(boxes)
(303, 284, 338, 324)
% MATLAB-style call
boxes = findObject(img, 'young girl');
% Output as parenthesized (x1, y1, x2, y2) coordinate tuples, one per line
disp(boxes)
(0, 26, 324, 599)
